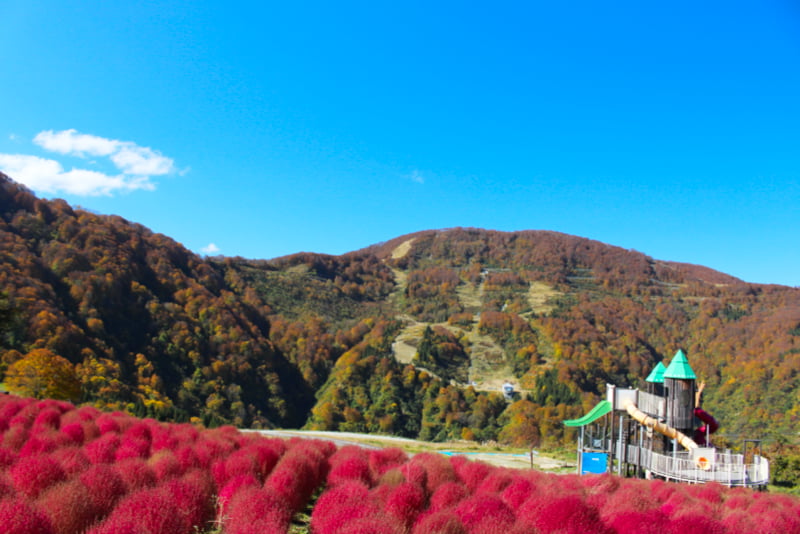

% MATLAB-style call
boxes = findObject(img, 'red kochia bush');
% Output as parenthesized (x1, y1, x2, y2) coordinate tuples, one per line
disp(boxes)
(517, 494, 612, 534)
(87, 487, 191, 534)
(454, 493, 516, 534)
(312, 480, 377, 534)
(327, 446, 374, 487)
(499, 476, 535, 509)
(50, 445, 90, 476)
(0, 447, 15, 469)
(368, 447, 409, 479)
(211, 438, 284, 487)
(161, 470, 216, 531)
(223, 487, 294, 534)
(264, 454, 319, 511)
(84, 433, 121, 464)
(2, 424, 30, 451)
(336, 517, 405, 534)
(384, 480, 427, 530)
(452, 455, 492, 492)
(429, 481, 470, 513)
(59, 422, 86, 445)
(475, 469, 514, 494)
(37, 479, 99, 534)
(605, 509, 671, 534)
(9, 454, 66, 498)
(0, 497, 54, 534)
(148, 449, 183, 481)
(114, 457, 157, 491)
(19, 431, 70, 456)
(408, 452, 457, 493)
(78, 464, 127, 520)
(216, 474, 260, 516)
(412, 510, 466, 534)
(94, 413, 123, 435)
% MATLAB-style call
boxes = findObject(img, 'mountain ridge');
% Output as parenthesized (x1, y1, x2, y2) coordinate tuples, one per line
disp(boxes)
(1, 172, 798, 449)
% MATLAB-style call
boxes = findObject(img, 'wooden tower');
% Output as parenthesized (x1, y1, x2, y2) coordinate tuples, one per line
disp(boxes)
(645, 361, 666, 396)
(663, 349, 696, 433)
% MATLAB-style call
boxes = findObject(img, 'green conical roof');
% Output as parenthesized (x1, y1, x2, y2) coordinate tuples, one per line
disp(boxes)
(663, 349, 696, 380)
(646, 361, 667, 383)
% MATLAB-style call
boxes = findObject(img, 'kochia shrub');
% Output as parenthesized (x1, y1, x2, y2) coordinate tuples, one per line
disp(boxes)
(37, 479, 100, 534)
(517, 494, 611, 534)
(114, 457, 157, 491)
(78, 464, 127, 520)
(9, 454, 66, 498)
(216, 473, 260, 517)
(336, 517, 404, 534)
(148, 449, 183, 481)
(412, 510, 466, 534)
(19, 430, 70, 456)
(499, 476, 535, 509)
(0, 497, 54, 534)
(408, 452, 456, 494)
(114, 436, 150, 461)
(454, 493, 515, 533)
(452, 456, 492, 492)
(50, 445, 90, 476)
(87, 487, 191, 534)
(264, 454, 319, 512)
(384, 480, 427, 530)
(223, 487, 294, 534)
(83, 433, 121, 464)
(0, 446, 15, 469)
(368, 447, 408, 479)
(312, 480, 376, 534)
(327, 446, 374, 487)
(161, 470, 216, 531)
(475, 469, 514, 494)
(94, 412, 123, 435)
(429, 481, 470, 513)
(604, 509, 670, 534)
(31, 408, 62, 433)
(59, 422, 85, 445)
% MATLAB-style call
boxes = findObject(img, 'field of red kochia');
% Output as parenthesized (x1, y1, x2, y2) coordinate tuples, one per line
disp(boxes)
(0, 395, 798, 533)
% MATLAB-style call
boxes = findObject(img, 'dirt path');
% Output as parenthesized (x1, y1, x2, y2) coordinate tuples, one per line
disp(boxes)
(249, 429, 570, 471)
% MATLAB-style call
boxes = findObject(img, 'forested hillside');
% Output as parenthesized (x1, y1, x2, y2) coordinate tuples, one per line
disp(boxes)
(1, 172, 798, 455)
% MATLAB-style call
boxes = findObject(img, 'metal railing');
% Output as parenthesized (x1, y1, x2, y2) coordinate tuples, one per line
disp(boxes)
(636, 390, 665, 418)
(622, 446, 769, 487)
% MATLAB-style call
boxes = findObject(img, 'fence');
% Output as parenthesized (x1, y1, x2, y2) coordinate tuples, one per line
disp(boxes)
(621, 445, 769, 487)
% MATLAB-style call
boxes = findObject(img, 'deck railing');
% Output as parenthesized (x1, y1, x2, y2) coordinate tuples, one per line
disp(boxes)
(621, 446, 769, 487)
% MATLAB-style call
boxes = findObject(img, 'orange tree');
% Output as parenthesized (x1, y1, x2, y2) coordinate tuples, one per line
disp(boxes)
(4, 348, 81, 401)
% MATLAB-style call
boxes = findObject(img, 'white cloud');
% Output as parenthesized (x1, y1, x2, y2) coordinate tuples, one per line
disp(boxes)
(201, 243, 221, 255)
(0, 154, 154, 196)
(407, 170, 425, 184)
(0, 129, 178, 196)
(34, 129, 119, 157)
(111, 145, 174, 176)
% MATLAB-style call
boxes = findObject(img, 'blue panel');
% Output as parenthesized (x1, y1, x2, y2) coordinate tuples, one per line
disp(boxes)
(581, 452, 608, 474)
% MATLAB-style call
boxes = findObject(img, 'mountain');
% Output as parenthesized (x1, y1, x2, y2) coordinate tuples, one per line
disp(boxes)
(1, 172, 798, 449)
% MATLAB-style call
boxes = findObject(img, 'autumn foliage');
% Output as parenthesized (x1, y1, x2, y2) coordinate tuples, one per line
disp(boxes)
(1, 173, 799, 466)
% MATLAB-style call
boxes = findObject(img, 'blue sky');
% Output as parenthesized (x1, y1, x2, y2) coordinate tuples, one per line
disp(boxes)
(1, 1, 799, 287)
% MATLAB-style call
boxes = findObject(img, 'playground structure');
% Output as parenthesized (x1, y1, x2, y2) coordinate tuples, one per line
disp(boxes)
(564, 350, 770, 488)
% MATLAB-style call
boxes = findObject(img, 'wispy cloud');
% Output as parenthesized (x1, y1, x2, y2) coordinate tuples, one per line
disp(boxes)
(201, 243, 221, 255)
(407, 169, 425, 184)
(0, 129, 178, 196)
